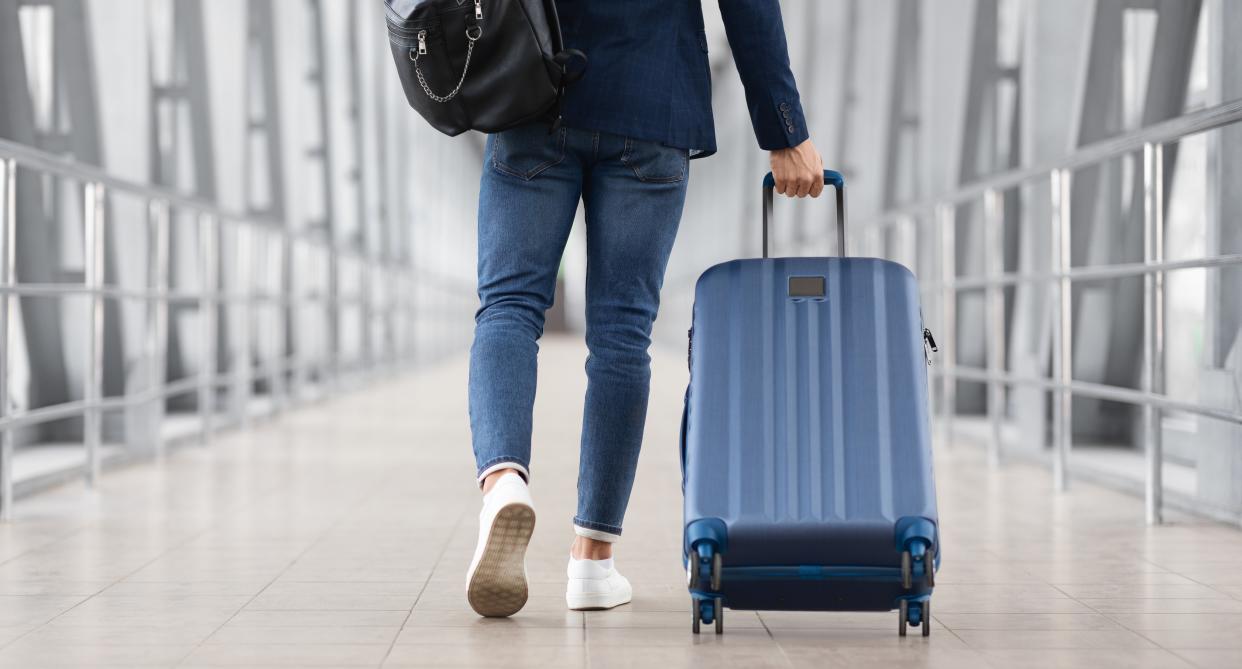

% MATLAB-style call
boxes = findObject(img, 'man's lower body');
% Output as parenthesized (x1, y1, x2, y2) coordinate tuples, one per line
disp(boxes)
(466, 123, 689, 616)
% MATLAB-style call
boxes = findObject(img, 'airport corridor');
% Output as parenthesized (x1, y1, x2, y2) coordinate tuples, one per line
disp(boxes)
(0, 337, 1239, 668)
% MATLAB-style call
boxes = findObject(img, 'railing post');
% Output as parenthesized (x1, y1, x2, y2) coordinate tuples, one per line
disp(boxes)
(291, 241, 308, 402)
(1142, 142, 1165, 525)
(148, 201, 170, 460)
(233, 224, 253, 428)
(83, 182, 106, 486)
(0, 159, 16, 520)
(937, 203, 957, 448)
(984, 189, 1005, 469)
(328, 243, 341, 391)
(272, 230, 289, 411)
(1051, 169, 1073, 493)
(198, 213, 218, 444)
(359, 258, 369, 376)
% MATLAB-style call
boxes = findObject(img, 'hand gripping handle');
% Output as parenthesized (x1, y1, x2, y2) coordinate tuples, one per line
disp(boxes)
(761, 170, 847, 258)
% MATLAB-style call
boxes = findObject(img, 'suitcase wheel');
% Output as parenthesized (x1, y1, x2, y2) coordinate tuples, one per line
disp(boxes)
(901, 543, 936, 590)
(691, 596, 724, 635)
(898, 599, 931, 638)
(689, 545, 723, 592)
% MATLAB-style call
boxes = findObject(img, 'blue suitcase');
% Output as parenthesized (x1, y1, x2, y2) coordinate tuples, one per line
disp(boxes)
(680, 170, 940, 636)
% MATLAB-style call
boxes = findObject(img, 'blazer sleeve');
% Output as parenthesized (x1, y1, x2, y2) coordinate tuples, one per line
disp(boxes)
(717, 0, 810, 151)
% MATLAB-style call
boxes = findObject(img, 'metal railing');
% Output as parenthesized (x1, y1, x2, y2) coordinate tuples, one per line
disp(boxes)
(0, 138, 437, 521)
(856, 98, 1242, 526)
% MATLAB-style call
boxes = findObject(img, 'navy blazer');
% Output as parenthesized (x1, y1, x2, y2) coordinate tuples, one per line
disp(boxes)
(555, 0, 809, 158)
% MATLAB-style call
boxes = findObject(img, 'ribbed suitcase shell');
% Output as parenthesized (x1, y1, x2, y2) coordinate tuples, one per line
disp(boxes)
(682, 256, 937, 612)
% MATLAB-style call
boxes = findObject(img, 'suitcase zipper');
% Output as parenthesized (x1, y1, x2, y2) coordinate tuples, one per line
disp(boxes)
(922, 328, 938, 365)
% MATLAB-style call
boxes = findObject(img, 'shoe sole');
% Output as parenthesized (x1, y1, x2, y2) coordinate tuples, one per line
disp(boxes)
(566, 593, 632, 611)
(568, 583, 635, 615)
(467, 502, 535, 617)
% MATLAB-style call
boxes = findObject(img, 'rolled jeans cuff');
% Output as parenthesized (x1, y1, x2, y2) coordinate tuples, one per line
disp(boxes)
(573, 518, 622, 543)
(476, 459, 530, 487)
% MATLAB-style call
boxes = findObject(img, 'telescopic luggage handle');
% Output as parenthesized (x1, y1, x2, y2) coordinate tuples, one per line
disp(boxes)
(762, 169, 847, 259)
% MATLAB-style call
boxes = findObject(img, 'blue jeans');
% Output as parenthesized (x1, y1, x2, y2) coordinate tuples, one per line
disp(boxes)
(469, 124, 690, 542)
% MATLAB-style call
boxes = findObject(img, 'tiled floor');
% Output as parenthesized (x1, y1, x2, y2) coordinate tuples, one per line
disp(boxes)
(1, 336, 1240, 668)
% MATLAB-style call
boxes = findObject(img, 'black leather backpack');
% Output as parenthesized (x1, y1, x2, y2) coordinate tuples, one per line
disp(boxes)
(384, 0, 586, 136)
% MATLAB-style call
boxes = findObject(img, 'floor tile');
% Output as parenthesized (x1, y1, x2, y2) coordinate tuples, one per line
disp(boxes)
(977, 648, 1195, 669)
(585, 643, 794, 669)
(179, 643, 390, 667)
(782, 646, 995, 669)
(227, 610, 411, 627)
(1172, 649, 1242, 669)
(384, 642, 586, 668)
(952, 629, 1157, 649)
(0, 641, 194, 667)
(206, 625, 401, 645)
(1055, 583, 1229, 600)
(934, 612, 1124, 631)
(1079, 599, 1242, 614)
(394, 624, 583, 645)
(18, 622, 220, 646)
(770, 627, 968, 649)
(1107, 613, 1242, 631)
(588, 625, 776, 647)
(1139, 628, 1242, 650)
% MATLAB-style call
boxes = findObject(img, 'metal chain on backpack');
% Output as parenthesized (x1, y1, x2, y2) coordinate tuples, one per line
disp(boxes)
(410, 26, 481, 104)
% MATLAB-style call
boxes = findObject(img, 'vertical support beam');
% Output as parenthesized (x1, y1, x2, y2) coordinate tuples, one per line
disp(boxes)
(937, 203, 957, 447)
(1051, 169, 1073, 492)
(347, 7, 372, 373)
(83, 182, 105, 486)
(954, 0, 1023, 415)
(1198, 0, 1242, 520)
(245, 0, 287, 221)
(147, 200, 170, 460)
(984, 188, 1005, 468)
(882, 0, 923, 209)
(1205, 0, 1242, 368)
(832, 0, 860, 179)
(0, 2, 71, 419)
(245, 0, 292, 407)
(198, 214, 218, 444)
(149, 0, 220, 404)
(306, 0, 339, 388)
(0, 159, 15, 520)
(1142, 142, 1165, 525)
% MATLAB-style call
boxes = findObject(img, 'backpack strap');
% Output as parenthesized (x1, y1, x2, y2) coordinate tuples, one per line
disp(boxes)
(546, 49, 588, 133)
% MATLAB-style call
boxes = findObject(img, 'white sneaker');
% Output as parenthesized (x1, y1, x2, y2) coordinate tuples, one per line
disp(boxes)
(566, 556, 632, 611)
(466, 472, 536, 617)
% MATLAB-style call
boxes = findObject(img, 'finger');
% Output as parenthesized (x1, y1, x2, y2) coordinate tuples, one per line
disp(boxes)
(775, 175, 789, 195)
(810, 178, 825, 198)
(789, 178, 802, 198)
(797, 178, 812, 198)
